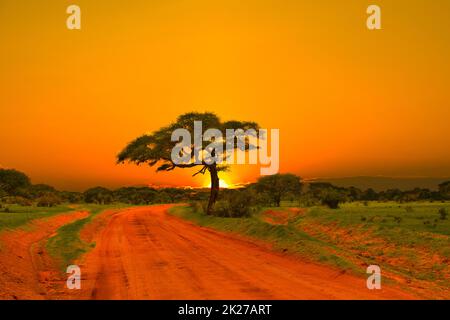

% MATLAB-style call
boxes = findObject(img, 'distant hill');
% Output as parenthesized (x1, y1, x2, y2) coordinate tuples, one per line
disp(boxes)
(309, 176, 450, 191)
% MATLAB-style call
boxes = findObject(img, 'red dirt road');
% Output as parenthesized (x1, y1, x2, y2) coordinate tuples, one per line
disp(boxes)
(0, 211, 89, 300)
(76, 205, 416, 300)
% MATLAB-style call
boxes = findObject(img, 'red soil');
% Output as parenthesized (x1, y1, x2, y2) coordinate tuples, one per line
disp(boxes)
(71, 205, 416, 299)
(0, 205, 422, 300)
(262, 208, 306, 225)
(0, 211, 88, 300)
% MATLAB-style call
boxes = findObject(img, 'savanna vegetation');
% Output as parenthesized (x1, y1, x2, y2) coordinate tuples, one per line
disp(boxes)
(0, 168, 209, 211)
(2, 167, 449, 217)
(170, 201, 450, 296)
(2, 165, 450, 293)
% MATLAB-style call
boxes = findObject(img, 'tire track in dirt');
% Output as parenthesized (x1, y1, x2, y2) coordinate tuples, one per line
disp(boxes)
(0, 211, 89, 300)
(75, 205, 416, 300)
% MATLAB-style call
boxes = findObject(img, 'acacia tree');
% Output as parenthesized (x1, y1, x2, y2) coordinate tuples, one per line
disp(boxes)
(117, 112, 259, 215)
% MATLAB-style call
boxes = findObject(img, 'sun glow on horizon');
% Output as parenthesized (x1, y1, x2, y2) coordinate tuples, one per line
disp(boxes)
(204, 178, 231, 189)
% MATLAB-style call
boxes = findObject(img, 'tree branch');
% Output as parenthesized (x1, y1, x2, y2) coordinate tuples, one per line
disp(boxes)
(192, 165, 208, 177)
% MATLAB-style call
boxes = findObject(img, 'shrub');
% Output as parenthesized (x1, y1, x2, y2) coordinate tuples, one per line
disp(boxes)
(322, 198, 340, 209)
(298, 194, 320, 207)
(189, 201, 207, 214)
(405, 206, 414, 213)
(253, 192, 273, 207)
(316, 189, 346, 209)
(84, 187, 114, 204)
(37, 194, 62, 207)
(213, 200, 232, 217)
(438, 208, 448, 220)
(213, 191, 251, 218)
(2, 196, 32, 206)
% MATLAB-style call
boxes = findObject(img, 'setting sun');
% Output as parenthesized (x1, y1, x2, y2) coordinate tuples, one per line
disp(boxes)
(204, 178, 231, 189)
(219, 180, 230, 189)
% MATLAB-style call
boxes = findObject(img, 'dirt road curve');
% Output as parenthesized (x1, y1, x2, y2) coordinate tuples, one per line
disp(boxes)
(77, 205, 415, 299)
(0, 211, 89, 300)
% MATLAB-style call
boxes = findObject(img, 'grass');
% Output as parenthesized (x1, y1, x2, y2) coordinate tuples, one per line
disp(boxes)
(46, 203, 130, 270)
(306, 201, 450, 236)
(302, 202, 450, 259)
(298, 202, 450, 286)
(169, 201, 450, 287)
(0, 204, 74, 232)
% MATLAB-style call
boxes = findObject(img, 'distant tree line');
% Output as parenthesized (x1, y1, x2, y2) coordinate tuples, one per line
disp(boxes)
(0, 168, 208, 207)
(297, 181, 450, 209)
(1, 168, 449, 213)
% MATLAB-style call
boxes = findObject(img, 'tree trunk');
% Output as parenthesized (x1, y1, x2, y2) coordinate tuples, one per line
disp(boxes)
(206, 165, 220, 215)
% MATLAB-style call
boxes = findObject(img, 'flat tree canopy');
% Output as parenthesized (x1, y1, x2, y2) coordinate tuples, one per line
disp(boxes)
(117, 112, 259, 214)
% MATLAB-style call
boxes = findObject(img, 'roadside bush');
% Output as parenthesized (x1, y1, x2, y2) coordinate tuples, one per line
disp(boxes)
(213, 200, 232, 217)
(37, 193, 62, 207)
(213, 191, 251, 218)
(189, 201, 207, 214)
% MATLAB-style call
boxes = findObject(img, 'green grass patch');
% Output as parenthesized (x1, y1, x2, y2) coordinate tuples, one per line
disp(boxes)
(46, 204, 130, 270)
(291, 201, 450, 285)
(302, 201, 450, 252)
(0, 204, 74, 232)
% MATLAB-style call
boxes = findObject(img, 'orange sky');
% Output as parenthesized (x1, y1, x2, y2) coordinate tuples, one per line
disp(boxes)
(1, 0, 449, 191)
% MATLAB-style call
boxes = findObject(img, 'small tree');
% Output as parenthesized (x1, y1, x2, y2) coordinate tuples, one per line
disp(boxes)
(0, 169, 31, 195)
(27, 184, 57, 199)
(84, 187, 114, 204)
(37, 193, 62, 207)
(255, 174, 302, 207)
(362, 188, 378, 201)
(318, 189, 341, 209)
(60, 191, 84, 203)
(307, 183, 347, 209)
